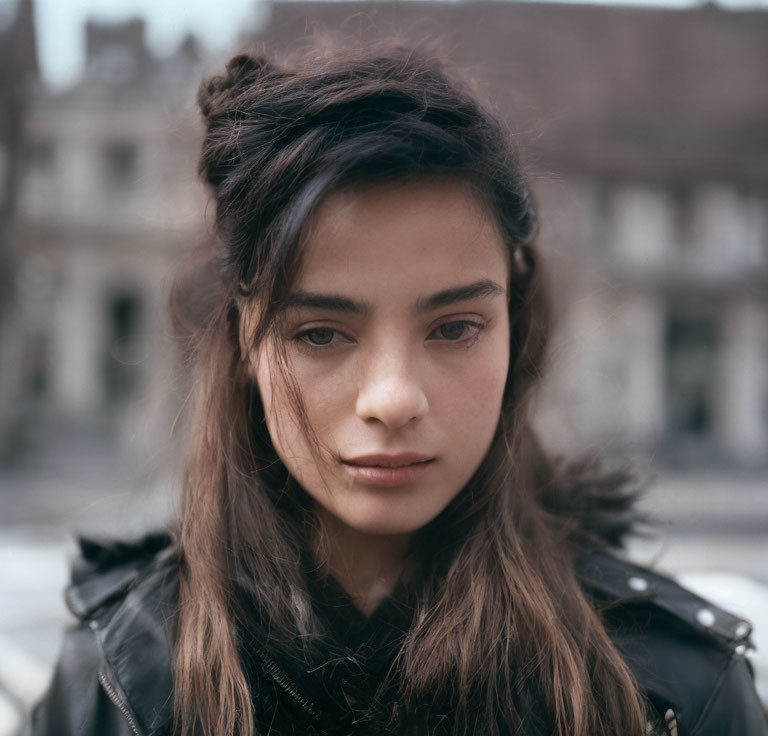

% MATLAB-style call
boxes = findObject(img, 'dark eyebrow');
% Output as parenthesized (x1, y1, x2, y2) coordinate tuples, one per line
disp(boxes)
(284, 291, 371, 315)
(284, 279, 505, 317)
(414, 279, 506, 313)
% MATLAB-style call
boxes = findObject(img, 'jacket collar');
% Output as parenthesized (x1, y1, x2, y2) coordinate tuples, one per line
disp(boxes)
(67, 534, 178, 735)
(67, 531, 754, 736)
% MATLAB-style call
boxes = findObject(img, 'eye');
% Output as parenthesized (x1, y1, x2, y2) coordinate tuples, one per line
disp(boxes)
(292, 326, 356, 352)
(298, 327, 337, 346)
(428, 320, 486, 342)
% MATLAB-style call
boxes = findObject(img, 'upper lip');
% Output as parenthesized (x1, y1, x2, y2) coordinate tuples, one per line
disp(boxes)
(342, 453, 435, 468)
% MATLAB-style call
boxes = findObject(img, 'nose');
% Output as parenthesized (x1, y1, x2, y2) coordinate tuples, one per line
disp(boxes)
(355, 352, 429, 429)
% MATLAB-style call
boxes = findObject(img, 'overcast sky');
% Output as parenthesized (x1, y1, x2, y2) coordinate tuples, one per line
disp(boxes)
(34, 0, 262, 88)
(32, 0, 768, 89)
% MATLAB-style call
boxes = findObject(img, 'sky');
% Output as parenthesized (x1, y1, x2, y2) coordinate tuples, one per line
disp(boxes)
(33, 0, 263, 89)
(29, 0, 768, 89)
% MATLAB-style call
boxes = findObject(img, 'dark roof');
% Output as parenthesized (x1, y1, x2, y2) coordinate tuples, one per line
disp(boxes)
(52, 18, 203, 101)
(251, 1, 768, 183)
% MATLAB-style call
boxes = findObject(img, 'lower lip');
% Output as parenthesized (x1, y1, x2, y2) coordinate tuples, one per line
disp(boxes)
(341, 460, 435, 487)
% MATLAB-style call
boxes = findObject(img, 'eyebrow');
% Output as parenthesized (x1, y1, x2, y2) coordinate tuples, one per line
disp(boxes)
(284, 279, 506, 316)
(414, 279, 506, 313)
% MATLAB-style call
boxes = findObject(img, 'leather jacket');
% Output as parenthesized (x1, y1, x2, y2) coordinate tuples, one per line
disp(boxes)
(27, 532, 768, 736)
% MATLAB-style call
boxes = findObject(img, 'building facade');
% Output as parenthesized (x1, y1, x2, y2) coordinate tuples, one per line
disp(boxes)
(13, 17, 206, 462)
(8, 1, 768, 473)
(0, 0, 37, 461)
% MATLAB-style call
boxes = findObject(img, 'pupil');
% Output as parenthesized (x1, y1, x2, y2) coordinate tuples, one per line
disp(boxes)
(440, 322, 465, 340)
(308, 328, 334, 345)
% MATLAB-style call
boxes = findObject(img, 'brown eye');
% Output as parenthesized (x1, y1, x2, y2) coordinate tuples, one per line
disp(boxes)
(301, 328, 335, 346)
(427, 319, 487, 344)
(439, 322, 468, 340)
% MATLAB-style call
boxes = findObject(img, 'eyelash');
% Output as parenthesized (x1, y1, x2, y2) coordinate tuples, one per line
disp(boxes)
(292, 319, 488, 354)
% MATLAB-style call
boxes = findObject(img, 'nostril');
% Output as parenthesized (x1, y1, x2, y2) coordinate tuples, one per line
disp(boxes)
(355, 382, 428, 429)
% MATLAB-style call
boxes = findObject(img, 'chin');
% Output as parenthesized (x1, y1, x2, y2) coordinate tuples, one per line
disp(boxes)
(340, 507, 438, 537)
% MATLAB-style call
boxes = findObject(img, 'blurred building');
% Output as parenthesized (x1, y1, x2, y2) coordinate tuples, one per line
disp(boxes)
(12, 14, 206, 463)
(5, 0, 768, 475)
(0, 0, 37, 461)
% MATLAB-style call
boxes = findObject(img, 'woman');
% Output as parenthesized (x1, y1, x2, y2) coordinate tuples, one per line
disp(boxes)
(30, 41, 766, 736)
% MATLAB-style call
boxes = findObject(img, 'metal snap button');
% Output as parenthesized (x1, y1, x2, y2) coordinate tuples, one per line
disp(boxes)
(734, 621, 751, 639)
(627, 576, 649, 592)
(696, 608, 716, 628)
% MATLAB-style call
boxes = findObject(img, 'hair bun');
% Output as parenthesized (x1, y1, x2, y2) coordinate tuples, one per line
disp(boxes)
(226, 53, 270, 81)
(197, 53, 272, 122)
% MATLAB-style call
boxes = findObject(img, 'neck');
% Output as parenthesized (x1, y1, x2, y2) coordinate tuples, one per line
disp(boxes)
(312, 506, 413, 616)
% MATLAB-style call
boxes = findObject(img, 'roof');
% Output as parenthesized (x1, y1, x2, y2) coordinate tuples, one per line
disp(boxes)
(250, 1, 768, 183)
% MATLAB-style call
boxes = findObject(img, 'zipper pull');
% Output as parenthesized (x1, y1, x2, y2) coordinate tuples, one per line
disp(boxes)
(664, 708, 679, 736)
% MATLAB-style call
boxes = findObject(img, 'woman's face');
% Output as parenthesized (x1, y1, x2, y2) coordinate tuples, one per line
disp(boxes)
(247, 177, 510, 537)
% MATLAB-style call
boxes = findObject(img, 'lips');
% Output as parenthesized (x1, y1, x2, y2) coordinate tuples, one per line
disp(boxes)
(341, 453, 435, 487)
(343, 453, 434, 468)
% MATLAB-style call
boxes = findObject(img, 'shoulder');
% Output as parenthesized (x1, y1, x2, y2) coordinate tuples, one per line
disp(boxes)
(576, 546, 768, 736)
(64, 530, 177, 622)
(29, 531, 179, 736)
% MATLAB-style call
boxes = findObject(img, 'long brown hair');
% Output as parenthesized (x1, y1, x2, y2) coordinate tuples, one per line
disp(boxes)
(172, 40, 647, 736)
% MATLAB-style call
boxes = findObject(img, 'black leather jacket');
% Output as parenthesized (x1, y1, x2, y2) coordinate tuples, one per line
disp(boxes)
(27, 533, 768, 736)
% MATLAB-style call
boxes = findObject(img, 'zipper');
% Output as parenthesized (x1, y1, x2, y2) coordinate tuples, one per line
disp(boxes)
(257, 650, 323, 722)
(98, 670, 144, 736)
(98, 647, 320, 732)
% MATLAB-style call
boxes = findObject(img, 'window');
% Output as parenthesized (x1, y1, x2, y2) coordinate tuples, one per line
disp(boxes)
(103, 141, 137, 191)
(25, 140, 56, 172)
(103, 290, 143, 402)
(665, 308, 717, 441)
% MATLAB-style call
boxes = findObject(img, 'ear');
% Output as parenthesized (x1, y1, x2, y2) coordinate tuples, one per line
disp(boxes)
(236, 299, 260, 377)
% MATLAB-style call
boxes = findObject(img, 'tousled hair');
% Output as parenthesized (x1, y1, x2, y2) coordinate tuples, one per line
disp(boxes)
(172, 39, 647, 736)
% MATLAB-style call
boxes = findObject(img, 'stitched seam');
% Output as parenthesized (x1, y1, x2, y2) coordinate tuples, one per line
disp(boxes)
(689, 652, 734, 734)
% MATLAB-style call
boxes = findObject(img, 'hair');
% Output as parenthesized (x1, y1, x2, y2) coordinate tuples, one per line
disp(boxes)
(171, 39, 648, 736)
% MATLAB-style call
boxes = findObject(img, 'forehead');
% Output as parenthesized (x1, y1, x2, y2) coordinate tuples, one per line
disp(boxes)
(296, 177, 509, 296)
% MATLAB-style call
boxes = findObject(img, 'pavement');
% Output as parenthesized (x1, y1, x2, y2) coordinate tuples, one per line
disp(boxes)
(0, 439, 766, 735)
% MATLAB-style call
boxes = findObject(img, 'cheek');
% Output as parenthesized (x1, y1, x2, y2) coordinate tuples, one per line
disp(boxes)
(254, 351, 342, 495)
(449, 369, 507, 456)
(443, 347, 509, 486)
(253, 349, 302, 459)
(439, 338, 509, 428)
(283, 356, 356, 441)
